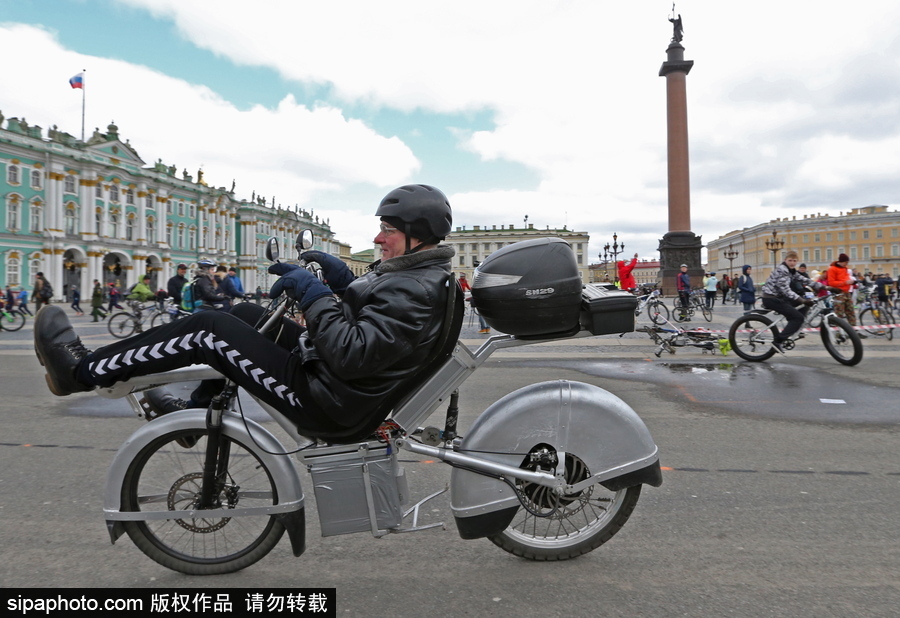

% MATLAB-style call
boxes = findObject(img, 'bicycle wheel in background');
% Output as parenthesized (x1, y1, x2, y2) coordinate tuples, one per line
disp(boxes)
(108, 312, 138, 338)
(673, 307, 689, 323)
(858, 306, 893, 340)
(700, 305, 713, 322)
(0, 310, 26, 331)
(649, 301, 669, 325)
(819, 314, 863, 366)
(728, 314, 778, 362)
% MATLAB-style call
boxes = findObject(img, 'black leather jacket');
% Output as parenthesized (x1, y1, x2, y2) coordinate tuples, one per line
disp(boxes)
(298, 245, 454, 431)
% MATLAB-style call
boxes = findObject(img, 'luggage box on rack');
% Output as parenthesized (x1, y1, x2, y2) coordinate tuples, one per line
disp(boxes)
(470, 237, 583, 337)
(579, 284, 637, 335)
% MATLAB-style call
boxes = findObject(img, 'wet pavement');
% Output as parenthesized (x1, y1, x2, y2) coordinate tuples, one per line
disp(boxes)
(508, 358, 900, 425)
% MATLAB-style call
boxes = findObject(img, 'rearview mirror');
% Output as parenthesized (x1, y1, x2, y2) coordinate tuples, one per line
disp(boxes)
(296, 229, 314, 255)
(265, 237, 280, 262)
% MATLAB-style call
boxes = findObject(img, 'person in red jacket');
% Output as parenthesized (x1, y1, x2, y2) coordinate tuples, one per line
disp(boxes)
(617, 253, 639, 292)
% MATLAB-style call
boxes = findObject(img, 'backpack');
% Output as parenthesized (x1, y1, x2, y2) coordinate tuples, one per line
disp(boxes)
(181, 281, 202, 311)
(39, 281, 53, 300)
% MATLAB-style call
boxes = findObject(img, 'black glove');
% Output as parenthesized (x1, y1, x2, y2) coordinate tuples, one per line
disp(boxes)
(802, 299, 814, 307)
(269, 267, 333, 310)
(300, 251, 356, 295)
(826, 286, 843, 294)
(268, 262, 301, 277)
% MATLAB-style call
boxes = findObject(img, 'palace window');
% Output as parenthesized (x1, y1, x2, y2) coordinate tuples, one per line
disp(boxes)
(166, 223, 173, 246)
(31, 169, 42, 189)
(189, 226, 197, 250)
(5, 255, 21, 286)
(126, 216, 135, 241)
(109, 184, 120, 202)
(95, 184, 102, 198)
(64, 175, 76, 193)
(30, 203, 42, 233)
(146, 218, 156, 243)
(109, 212, 119, 237)
(95, 211, 102, 235)
(65, 206, 77, 235)
(178, 201, 185, 217)
(126, 189, 134, 205)
(6, 198, 19, 230)
(177, 224, 185, 249)
(7, 164, 20, 185)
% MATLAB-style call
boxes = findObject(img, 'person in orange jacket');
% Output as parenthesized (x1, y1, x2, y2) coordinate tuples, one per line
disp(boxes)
(617, 253, 639, 292)
(826, 253, 864, 333)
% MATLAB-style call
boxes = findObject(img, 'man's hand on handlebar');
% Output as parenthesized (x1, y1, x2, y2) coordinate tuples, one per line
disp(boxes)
(826, 286, 844, 294)
(268, 266, 333, 310)
(300, 251, 356, 295)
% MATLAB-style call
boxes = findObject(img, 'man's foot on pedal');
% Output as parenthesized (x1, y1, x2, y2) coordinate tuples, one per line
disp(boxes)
(141, 387, 190, 420)
(141, 388, 198, 448)
(33, 306, 93, 396)
(771, 340, 786, 354)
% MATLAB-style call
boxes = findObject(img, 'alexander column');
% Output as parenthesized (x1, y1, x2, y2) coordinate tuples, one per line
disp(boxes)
(657, 12, 702, 296)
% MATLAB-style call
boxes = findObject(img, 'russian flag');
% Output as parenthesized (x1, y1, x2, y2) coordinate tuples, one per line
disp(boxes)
(69, 72, 84, 89)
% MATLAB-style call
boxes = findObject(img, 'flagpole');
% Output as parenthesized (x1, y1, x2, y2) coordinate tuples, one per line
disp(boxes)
(81, 69, 86, 142)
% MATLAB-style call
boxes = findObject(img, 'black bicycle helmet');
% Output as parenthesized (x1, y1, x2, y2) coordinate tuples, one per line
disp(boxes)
(375, 184, 452, 245)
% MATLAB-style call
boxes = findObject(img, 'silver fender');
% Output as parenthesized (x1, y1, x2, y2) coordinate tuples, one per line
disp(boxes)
(450, 380, 659, 522)
(103, 410, 305, 547)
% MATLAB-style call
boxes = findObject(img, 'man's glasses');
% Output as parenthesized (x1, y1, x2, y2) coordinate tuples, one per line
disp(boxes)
(379, 223, 399, 236)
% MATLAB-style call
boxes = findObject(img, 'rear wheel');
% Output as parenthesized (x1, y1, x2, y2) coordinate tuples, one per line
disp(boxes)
(121, 428, 285, 575)
(700, 305, 713, 322)
(108, 312, 138, 338)
(648, 301, 669, 325)
(820, 315, 864, 366)
(1, 310, 26, 331)
(488, 450, 641, 561)
(729, 314, 778, 362)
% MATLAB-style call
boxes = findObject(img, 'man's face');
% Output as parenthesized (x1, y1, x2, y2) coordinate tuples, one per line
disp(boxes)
(680, 266, 688, 272)
(178, 267, 186, 276)
(785, 256, 799, 269)
(375, 220, 415, 260)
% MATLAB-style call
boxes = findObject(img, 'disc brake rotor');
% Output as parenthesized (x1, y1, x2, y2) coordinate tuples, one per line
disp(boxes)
(167, 472, 231, 533)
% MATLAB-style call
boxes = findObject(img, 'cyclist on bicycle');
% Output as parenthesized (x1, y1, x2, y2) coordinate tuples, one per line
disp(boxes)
(760, 250, 840, 353)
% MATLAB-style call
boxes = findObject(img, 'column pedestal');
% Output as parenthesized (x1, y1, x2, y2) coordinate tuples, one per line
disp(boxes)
(658, 231, 703, 297)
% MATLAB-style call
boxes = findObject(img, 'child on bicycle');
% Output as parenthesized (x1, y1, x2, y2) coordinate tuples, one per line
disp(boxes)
(760, 250, 840, 353)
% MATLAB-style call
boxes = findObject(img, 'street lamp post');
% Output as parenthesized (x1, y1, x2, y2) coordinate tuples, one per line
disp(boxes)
(765, 230, 785, 272)
(724, 242, 739, 280)
(603, 233, 625, 285)
(724, 243, 739, 304)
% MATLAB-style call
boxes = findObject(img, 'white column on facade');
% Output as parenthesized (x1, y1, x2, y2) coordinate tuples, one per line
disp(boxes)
(157, 190, 168, 249)
(137, 183, 148, 244)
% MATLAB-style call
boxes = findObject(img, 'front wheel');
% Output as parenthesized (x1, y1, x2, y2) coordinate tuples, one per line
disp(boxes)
(820, 315, 864, 366)
(648, 301, 670, 325)
(120, 428, 285, 575)
(700, 305, 713, 322)
(1, 310, 26, 331)
(488, 451, 641, 560)
(729, 314, 778, 362)
(108, 312, 138, 338)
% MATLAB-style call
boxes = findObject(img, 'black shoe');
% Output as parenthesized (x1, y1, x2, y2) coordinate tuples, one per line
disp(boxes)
(857, 331, 869, 339)
(141, 388, 197, 448)
(140, 387, 190, 420)
(771, 340, 786, 354)
(34, 306, 93, 396)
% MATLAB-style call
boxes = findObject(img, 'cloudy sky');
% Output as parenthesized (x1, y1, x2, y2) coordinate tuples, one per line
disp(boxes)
(2, 0, 900, 262)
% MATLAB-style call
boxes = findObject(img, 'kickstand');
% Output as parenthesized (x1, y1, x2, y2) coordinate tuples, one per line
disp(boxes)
(391, 485, 449, 534)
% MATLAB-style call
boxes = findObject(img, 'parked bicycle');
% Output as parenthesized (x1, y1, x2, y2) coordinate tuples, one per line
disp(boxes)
(673, 289, 712, 323)
(728, 292, 863, 366)
(108, 300, 161, 339)
(633, 287, 669, 325)
(857, 287, 895, 340)
(636, 318, 728, 357)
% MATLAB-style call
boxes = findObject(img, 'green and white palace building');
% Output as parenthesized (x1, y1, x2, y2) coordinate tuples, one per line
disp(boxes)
(1, 112, 336, 299)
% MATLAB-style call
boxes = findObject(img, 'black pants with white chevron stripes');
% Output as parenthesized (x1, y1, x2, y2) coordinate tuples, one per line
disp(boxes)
(80, 303, 333, 432)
